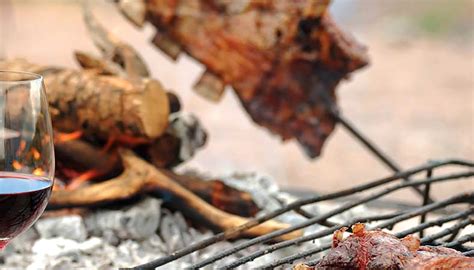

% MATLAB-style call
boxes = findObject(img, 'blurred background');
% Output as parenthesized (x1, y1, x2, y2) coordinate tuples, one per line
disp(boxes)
(1, 0, 473, 202)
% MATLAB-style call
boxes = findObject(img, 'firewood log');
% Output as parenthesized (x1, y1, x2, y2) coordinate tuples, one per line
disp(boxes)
(163, 171, 260, 217)
(0, 59, 169, 141)
(49, 149, 302, 240)
(54, 139, 123, 181)
(54, 139, 259, 217)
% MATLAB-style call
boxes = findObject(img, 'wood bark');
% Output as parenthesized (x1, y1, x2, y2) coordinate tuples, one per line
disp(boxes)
(54, 140, 123, 181)
(162, 171, 259, 217)
(0, 59, 169, 141)
(49, 149, 302, 241)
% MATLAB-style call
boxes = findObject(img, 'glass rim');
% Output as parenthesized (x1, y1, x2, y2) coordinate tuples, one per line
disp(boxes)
(0, 70, 43, 83)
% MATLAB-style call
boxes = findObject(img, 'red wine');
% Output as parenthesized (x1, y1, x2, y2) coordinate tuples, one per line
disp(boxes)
(0, 173, 52, 249)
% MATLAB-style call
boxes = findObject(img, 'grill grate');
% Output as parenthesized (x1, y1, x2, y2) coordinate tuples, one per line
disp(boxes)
(132, 112, 474, 269)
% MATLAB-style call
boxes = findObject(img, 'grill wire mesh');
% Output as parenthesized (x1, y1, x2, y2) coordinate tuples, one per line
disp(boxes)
(132, 111, 474, 269)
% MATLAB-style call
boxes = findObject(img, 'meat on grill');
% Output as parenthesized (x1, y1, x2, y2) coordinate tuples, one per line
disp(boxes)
(297, 223, 474, 270)
(119, 0, 369, 158)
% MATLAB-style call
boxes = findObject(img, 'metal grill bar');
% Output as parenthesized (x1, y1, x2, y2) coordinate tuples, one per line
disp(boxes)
(443, 233, 474, 248)
(463, 250, 474, 257)
(224, 193, 473, 269)
(223, 212, 403, 269)
(190, 173, 473, 269)
(318, 86, 435, 202)
(446, 220, 464, 243)
(335, 113, 433, 202)
(419, 168, 433, 238)
(260, 242, 334, 268)
(302, 233, 474, 268)
(261, 243, 331, 269)
(134, 161, 473, 269)
(421, 219, 473, 244)
(301, 248, 334, 267)
(262, 208, 474, 269)
(371, 192, 472, 230)
(396, 209, 474, 237)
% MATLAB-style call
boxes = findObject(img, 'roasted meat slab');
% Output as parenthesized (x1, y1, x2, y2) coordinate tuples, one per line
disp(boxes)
(297, 223, 473, 270)
(118, 0, 369, 158)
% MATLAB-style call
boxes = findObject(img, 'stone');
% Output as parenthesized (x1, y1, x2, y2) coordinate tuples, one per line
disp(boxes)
(4, 253, 32, 269)
(114, 240, 144, 268)
(49, 256, 76, 270)
(141, 234, 167, 254)
(221, 172, 284, 212)
(102, 229, 120, 246)
(85, 197, 161, 241)
(160, 211, 190, 252)
(8, 228, 39, 253)
(78, 237, 103, 254)
(35, 215, 87, 242)
(31, 237, 80, 258)
(27, 257, 49, 270)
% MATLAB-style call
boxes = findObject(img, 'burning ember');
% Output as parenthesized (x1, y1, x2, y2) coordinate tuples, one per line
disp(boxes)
(54, 131, 83, 144)
(11, 147, 46, 177)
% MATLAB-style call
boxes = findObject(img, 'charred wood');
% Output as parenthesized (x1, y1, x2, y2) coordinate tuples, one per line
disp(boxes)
(54, 140, 258, 217)
(49, 150, 302, 240)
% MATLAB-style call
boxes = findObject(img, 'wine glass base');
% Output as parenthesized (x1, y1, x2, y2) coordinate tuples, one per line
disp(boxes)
(0, 238, 10, 250)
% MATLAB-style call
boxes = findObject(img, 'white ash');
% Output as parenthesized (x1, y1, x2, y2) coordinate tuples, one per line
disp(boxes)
(0, 174, 369, 269)
(35, 215, 87, 242)
(220, 172, 323, 231)
(84, 197, 161, 242)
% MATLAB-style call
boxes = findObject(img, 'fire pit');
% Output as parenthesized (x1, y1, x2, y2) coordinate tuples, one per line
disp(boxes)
(0, 0, 472, 269)
(1, 156, 472, 269)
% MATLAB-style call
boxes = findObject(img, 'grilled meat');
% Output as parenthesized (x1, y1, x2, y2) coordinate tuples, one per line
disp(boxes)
(299, 223, 473, 269)
(120, 0, 369, 157)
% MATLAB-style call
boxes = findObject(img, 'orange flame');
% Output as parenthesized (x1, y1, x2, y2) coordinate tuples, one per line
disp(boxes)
(12, 160, 23, 170)
(32, 148, 41, 160)
(15, 140, 27, 157)
(33, 168, 45, 176)
(101, 135, 149, 153)
(66, 169, 100, 190)
(55, 130, 83, 143)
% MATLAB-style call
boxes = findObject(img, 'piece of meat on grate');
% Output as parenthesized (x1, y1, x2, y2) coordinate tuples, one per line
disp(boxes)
(405, 246, 474, 270)
(297, 223, 473, 270)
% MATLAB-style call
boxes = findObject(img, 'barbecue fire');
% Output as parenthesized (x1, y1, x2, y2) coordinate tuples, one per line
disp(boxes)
(64, 169, 101, 190)
(54, 131, 83, 143)
(0, 5, 301, 243)
(32, 168, 44, 177)
(0, 1, 473, 269)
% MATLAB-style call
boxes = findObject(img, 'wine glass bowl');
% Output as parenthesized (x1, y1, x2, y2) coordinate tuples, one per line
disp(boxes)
(0, 71, 54, 250)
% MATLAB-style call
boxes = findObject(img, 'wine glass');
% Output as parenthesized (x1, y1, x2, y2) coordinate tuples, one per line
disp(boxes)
(0, 71, 54, 250)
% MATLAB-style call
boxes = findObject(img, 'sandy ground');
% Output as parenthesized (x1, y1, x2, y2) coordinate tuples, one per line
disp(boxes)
(1, 1, 473, 203)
